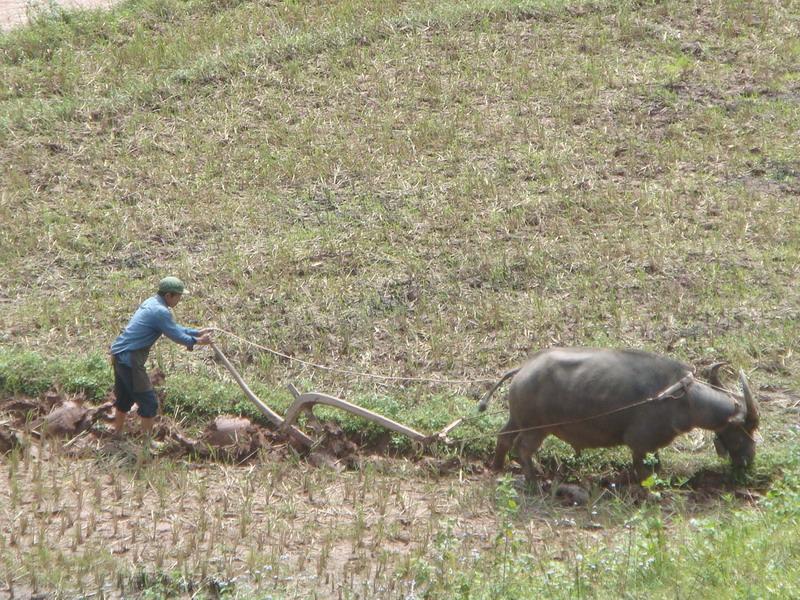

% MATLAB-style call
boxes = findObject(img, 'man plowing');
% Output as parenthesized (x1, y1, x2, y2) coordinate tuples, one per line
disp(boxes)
(109, 276, 212, 439)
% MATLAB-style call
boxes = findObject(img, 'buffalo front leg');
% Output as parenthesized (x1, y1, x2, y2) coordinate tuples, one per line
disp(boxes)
(491, 419, 518, 472)
(630, 449, 659, 484)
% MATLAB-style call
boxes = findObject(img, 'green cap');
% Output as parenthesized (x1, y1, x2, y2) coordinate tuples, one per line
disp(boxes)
(158, 276, 187, 295)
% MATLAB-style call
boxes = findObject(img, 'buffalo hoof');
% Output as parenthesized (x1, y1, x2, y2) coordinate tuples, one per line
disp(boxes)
(419, 456, 461, 477)
(554, 483, 590, 506)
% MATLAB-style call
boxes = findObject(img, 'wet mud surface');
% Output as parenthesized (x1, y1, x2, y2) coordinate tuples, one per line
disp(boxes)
(0, 387, 783, 598)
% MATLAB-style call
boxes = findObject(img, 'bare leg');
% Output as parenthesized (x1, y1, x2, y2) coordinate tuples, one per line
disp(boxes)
(112, 409, 127, 435)
(140, 416, 155, 436)
(491, 420, 518, 472)
(516, 431, 546, 483)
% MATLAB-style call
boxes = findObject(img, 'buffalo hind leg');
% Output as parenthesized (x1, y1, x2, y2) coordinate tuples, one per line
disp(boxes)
(516, 431, 546, 483)
(491, 419, 518, 472)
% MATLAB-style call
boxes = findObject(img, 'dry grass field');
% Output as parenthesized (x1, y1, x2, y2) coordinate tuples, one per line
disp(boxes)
(1, 0, 800, 597)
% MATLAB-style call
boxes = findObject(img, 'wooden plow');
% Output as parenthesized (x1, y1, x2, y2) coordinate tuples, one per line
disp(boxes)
(211, 343, 465, 450)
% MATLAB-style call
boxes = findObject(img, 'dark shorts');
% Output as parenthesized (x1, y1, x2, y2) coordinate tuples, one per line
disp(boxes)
(113, 350, 158, 418)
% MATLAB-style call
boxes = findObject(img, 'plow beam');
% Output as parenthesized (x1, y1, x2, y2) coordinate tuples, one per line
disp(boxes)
(284, 385, 464, 446)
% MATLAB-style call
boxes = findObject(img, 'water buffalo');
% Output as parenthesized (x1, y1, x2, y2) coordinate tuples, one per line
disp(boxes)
(478, 348, 759, 483)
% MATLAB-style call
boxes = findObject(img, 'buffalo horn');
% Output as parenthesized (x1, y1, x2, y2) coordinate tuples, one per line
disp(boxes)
(738, 369, 760, 426)
(708, 362, 727, 389)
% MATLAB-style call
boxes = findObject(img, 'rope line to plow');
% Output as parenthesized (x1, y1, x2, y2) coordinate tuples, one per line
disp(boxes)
(210, 327, 498, 385)
(206, 330, 739, 446)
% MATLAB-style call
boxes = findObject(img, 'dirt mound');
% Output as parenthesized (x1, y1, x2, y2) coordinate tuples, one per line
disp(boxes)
(1, 391, 61, 420)
(684, 467, 770, 503)
(163, 415, 286, 463)
(0, 424, 23, 454)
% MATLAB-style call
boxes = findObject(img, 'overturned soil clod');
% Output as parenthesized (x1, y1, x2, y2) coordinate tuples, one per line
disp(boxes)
(0, 424, 24, 454)
(39, 399, 115, 438)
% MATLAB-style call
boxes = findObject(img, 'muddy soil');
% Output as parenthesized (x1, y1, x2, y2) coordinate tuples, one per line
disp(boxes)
(0, 391, 364, 467)
(0, 389, 780, 598)
(2, 388, 783, 491)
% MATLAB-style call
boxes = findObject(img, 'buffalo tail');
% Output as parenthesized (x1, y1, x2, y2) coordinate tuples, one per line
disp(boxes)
(477, 368, 519, 412)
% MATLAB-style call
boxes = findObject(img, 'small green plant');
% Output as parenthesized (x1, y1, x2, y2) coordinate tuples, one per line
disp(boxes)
(494, 474, 521, 595)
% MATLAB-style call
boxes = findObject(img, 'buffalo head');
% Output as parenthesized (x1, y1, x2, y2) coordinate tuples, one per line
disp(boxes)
(712, 370, 760, 468)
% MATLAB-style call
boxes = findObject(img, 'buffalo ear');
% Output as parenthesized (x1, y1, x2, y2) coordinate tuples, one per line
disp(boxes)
(726, 405, 747, 426)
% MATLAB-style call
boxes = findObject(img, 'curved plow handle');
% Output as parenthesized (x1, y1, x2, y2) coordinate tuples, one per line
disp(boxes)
(211, 343, 313, 448)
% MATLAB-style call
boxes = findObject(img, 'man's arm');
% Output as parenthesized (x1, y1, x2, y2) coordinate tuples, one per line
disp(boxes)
(154, 309, 210, 349)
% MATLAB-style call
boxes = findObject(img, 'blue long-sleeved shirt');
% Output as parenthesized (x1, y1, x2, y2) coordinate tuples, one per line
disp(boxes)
(110, 295, 200, 366)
